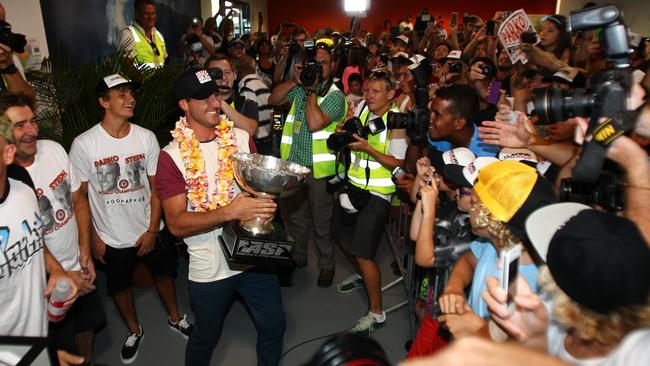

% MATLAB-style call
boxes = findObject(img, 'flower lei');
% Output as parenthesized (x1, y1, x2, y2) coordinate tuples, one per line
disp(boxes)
(171, 116, 237, 212)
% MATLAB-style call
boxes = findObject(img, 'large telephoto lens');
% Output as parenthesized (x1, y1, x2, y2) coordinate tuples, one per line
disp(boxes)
(533, 87, 595, 124)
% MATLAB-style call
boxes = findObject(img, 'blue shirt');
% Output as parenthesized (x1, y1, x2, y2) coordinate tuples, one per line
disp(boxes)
(428, 126, 499, 157)
(467, 239, 539, 318)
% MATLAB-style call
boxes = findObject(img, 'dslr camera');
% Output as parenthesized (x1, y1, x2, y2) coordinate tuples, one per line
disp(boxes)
(532, 4, 637, 184)
(0, 20, 26, 53)
(560, 170, 624, 212)
(300, 38, 322, 86)
(385, 61, 432, 147)
(326, 116, 386, 151)
(448, 61, 463, 74)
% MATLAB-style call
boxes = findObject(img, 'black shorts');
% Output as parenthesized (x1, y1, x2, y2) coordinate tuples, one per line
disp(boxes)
(48, 290, 106, 353)
(330, 193, 390, 260)
(104, 228, 179, 295)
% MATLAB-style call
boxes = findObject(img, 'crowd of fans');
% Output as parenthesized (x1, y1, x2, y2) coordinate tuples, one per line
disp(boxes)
(1, 0, 649, 365)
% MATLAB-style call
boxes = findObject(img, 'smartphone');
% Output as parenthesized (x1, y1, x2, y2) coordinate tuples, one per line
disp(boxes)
(451, 12, 458, 27)
(487, 81, 502, 105)
(391, 167, 408, 184)
(486, 20, 496, 36)
(499, 244, 521, 316)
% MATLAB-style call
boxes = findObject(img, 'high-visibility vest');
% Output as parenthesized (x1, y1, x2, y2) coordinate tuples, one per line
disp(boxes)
(347, 104, 401, 195)
(280, 83, 346, 178)
(128, 25, 166, 68)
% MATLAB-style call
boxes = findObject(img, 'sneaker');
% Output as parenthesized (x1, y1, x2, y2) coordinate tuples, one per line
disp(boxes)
(168, 314, 194, 339)
(337, 274, 364, 293)
(349, 313, 386, 336)
(317, 269, 335, 288)
(121, 325, 144, 364)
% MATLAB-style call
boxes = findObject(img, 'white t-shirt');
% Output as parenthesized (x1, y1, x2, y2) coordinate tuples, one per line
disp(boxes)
(548, 323, 650, 366)
(0, 178, 47, 337)
(25, 140, 81, 271)
(161, 128, 249, 283)
(69, 123, 160, 248)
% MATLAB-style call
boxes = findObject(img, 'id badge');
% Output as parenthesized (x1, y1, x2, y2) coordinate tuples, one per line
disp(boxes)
(294, 120, 302, 135)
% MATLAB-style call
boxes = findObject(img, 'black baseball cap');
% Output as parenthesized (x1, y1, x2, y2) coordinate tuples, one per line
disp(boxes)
(96, 74, 140, 96)
(173, 68, 218, 100)
(526, 203, 650, 314)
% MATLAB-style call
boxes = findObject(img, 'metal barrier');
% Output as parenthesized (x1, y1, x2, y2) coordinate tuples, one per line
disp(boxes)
(382, 201, 421, 340)
(382, 199, 473, 341)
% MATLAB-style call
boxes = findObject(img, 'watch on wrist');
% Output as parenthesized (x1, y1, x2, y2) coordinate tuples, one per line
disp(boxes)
(0, 64, 17, 75)
(305, 88, 315, 96)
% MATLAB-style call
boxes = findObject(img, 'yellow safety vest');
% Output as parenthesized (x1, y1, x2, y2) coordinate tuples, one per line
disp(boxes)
(347, 104, 401, 195)
(128, 25, 166, 68)
(280, 83, 347, 179)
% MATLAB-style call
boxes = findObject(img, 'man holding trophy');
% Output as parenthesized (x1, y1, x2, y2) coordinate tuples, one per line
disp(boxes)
(155, 68, 284, 366)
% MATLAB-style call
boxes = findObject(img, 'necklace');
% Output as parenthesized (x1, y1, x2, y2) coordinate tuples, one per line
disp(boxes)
(171, 116, 237, 212)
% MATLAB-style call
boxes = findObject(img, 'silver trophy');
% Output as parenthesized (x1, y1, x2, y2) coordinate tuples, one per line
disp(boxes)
(220, 153, 310, 266)
(233, 152, 310, 234)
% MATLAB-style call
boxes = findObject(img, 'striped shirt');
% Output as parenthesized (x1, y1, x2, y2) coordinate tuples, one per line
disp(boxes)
(238, 74, 272, 139)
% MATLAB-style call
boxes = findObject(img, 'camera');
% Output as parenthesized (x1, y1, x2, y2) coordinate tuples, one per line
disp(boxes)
(448, 61, 463, 74)
(186, 33, 203, 52)
(533, 87, 594, 124)
(326, 117, 386, 151)
(384, 61, 432, 147)
(533, 5, 637, 183)
(300, 38, 323, 87)
(480, 64, 494, 77)
(0, 21, 26, 53)
(559, 170, 624, 212)
(288, 40, 301, 55)
(207, 67, 223, 81)
(520, 30, 538, 44)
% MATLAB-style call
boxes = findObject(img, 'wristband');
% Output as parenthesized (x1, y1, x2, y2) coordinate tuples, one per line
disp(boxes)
(0, 64, 17, 75)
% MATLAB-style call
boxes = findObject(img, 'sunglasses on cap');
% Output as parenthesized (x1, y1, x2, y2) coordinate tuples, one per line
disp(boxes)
(368, 70, 395, 89)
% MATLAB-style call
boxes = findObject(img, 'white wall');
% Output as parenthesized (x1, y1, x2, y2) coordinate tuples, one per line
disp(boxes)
(557, 0, 650, 36)
(2, 0, 49, 68)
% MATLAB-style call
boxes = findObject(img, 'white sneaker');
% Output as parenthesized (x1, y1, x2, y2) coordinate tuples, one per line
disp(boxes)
(337, 274, 364, 293)
(349, 312, 386, 335)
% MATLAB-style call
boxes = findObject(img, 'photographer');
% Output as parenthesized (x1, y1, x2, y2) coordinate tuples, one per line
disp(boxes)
(273, 27, 307, 84)
(268, 39, 346, 287)
(206, 55, 258, 137)
(330, 70, 405, 335)
(180, 16, 216, 66)
(0, 3, 35, 104)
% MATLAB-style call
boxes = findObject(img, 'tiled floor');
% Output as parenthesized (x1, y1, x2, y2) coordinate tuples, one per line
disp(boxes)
(92, 235, 413, 365)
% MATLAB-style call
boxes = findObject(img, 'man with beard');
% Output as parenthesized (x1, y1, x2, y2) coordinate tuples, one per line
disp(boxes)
(156, 68, 283, 365)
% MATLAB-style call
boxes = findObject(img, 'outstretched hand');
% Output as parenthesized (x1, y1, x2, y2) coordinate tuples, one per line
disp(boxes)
(478, 114, 532, 148)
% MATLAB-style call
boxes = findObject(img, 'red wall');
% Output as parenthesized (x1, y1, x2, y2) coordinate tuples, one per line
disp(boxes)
(268, 0, 557, 37)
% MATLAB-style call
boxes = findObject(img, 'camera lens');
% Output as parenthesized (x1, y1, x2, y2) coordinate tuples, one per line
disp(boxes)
(533, 87, 595, 124)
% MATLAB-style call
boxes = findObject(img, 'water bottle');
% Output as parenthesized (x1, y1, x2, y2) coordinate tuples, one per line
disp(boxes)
(47, 278, 72, 322)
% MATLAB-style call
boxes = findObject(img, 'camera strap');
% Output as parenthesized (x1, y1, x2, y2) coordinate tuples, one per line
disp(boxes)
(362, 105, 373, 189)
(573, 110, 639, 183)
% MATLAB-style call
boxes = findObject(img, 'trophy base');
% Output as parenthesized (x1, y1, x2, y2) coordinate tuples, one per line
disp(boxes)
(219, 221, 294, 267)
